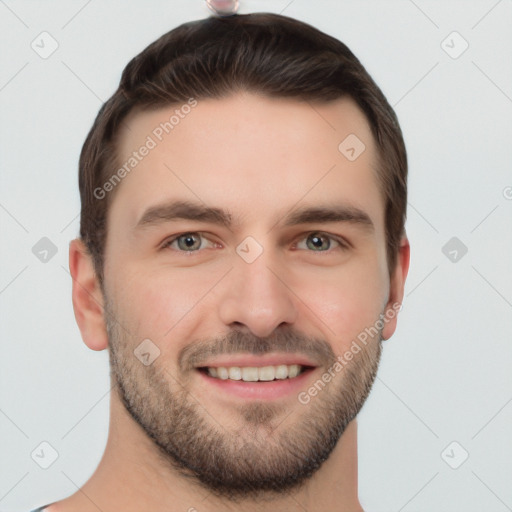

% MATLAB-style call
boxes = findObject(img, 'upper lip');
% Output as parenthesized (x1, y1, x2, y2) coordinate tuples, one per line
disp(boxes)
(196, 353, 319, 369)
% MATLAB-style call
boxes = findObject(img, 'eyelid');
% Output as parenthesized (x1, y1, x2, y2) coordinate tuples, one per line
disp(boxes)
(293, 231, 350, 251)
(160, 232, 219, 251)
(160, 230, 350, 252)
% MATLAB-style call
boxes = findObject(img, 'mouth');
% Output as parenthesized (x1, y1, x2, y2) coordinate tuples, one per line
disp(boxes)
(195, 355, 318, 400)
(199, 364, 312, 382)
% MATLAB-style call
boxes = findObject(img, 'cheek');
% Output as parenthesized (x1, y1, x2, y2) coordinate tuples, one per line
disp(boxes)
(293, 259, 387, 350)
(112, 264, 224, 342)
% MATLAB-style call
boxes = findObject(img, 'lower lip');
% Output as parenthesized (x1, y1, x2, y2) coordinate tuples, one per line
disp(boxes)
(197, 368, 316, 400)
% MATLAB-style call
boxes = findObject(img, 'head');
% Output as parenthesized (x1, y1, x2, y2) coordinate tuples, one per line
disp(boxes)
(71, 12, 409, 501)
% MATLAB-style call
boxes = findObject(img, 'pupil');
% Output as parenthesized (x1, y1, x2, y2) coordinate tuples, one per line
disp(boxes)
(308, 233, 329, 251)
(179, 234, 200, 250)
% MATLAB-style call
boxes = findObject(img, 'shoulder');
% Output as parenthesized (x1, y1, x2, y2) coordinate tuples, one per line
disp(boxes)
(28, 495, 90, 512)
(27, 499, 79, 512)
(28, 504, 55, 512)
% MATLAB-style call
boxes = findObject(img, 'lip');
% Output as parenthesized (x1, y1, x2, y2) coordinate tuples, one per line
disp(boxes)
(197, 366, 317, 400)
(195, 353, 319, 369)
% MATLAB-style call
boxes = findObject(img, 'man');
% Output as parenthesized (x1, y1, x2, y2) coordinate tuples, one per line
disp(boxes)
(31, 11, 409, 512)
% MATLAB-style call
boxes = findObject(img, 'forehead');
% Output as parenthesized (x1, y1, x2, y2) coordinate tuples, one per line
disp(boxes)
(110, 93, 382, 230)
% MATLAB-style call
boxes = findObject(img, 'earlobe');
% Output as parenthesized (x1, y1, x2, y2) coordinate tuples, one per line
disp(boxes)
(69, 239, 108, 351)
(382, 236, 410, 341)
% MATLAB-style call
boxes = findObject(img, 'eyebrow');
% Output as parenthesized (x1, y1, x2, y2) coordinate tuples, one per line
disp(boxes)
(136, 200, 232, 229)
(135, 200, 374, 232)
(283, 206, 374, 231)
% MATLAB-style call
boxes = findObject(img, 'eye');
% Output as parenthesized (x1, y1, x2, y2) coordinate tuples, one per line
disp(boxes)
(295, 232, 345, 252)
(162, 232, 216, 252)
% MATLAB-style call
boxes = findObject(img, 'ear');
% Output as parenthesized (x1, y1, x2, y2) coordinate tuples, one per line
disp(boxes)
(382, 236, 410, 341)
(69, 238, 108, 351)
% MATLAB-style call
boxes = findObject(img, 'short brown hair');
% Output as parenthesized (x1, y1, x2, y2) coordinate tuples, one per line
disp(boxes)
(79, 12, 407, 283)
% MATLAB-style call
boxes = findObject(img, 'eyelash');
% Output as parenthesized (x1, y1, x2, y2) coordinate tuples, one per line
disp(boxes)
(293, 233, 348, 252)
(160, 233, 215, 253)
(160, 231, 349, 254)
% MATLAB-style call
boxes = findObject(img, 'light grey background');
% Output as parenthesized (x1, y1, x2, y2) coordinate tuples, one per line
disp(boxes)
(1, 0, 511, 510)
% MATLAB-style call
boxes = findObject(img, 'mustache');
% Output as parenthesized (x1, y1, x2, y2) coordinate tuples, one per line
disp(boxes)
(179, 328, 336, 372)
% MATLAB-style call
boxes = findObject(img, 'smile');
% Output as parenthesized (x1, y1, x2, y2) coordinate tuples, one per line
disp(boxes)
(203, 364, 306, 382)
(195, 354, 318, 400)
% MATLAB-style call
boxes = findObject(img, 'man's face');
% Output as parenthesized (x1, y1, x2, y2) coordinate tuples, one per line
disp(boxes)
(102, 93, 396, 497)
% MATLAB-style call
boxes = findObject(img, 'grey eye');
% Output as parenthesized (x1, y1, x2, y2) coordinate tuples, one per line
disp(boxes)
(305, 233, 331, 251)
(176, 233, 202, 251)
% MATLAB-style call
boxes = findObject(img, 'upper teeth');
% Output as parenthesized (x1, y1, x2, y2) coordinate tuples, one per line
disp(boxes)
(207, 364, 302, 381)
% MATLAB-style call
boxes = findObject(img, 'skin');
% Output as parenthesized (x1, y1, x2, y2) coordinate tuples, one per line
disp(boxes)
(58, 92, 409, 512)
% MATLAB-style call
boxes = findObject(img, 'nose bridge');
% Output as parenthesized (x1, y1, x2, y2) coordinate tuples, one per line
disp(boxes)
(218, 243, 298, 336)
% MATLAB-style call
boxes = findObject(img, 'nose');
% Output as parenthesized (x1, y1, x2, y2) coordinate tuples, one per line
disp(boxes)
(218, 249, 299, 338)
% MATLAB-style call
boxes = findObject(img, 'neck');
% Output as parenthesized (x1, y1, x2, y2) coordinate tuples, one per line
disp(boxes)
(55, 390, 363, 512)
